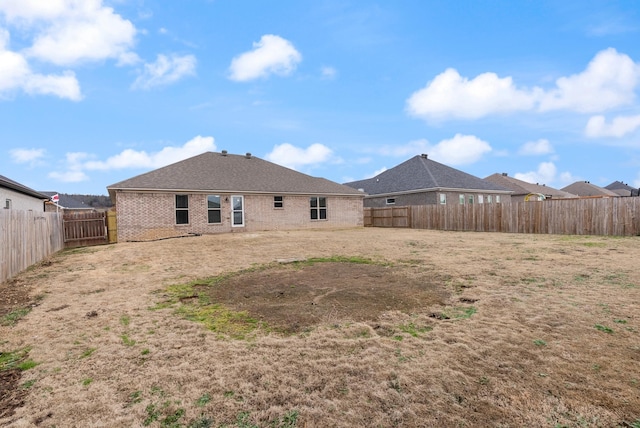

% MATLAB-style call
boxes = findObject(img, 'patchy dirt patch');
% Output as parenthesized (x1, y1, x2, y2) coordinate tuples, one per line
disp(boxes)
(201, 261, 449, 333)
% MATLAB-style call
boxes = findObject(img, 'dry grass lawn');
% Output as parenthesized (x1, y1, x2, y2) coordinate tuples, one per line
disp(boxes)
(1, 227, 639, 427)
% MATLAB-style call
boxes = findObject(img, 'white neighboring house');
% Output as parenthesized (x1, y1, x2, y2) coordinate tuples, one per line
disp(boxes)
(0, 174, 49, 211)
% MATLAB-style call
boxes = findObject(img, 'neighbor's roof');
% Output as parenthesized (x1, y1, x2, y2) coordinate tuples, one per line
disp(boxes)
(561, 181, 620, 197)
(0, 174, 50, 200)
(107, 152, 364, 197)
(343, 155, 511, 196)
(604, 181, 638, 197)
(484, 173, 577, 199)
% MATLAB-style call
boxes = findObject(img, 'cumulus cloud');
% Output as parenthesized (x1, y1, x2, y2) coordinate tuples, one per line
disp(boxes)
(518, 139, 554, 156)
(585, 114, 640, 138)
(0, 0, 139, 66)
(429, 134, 492, 165)
(514, 162, 579, 187)
(406, 48, 640, 121)
(539, 48, 640, 113)
(84, 136, 215, 171)
(132, 54, 197, 90)
(0, 29, 81, 100)
(514, 162, 557, 184)
(406, 68, 538, 120)
(228, 35, 302, 82)
(9, 148, 46, 164)
(47, 136, 215, 184)
(265, 143, 333, 170)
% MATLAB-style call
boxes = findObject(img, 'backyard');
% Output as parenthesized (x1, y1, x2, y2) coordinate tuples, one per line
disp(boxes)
(0, 228, 639, 427)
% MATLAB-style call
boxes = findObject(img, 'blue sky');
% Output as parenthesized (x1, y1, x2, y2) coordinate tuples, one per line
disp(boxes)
(2, 0, 640, 196)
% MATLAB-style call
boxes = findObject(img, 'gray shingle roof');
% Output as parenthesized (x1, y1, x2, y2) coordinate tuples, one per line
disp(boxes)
(0, 174, 49, 200)
(605, 181, 639, 196)
(484, 173, 577, 198)
(561, 181, 620, 197)
(106, 152, 364, 197)
(343, 155, 510, 195)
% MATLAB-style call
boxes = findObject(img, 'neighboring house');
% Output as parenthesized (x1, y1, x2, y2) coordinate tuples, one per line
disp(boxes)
(561, 181, 620, 198)
(484, 173, 577, 202)
(604, 181, 640, 197)
(343, 154, 512, 207)
(0, 174, 49, 211)
(107, 151, 365, 242)
(41, 192, 97, 213)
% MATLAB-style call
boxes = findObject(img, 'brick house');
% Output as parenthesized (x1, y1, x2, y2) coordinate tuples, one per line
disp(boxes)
(343, 154, 512, 207)
(107, 151, 364, 241)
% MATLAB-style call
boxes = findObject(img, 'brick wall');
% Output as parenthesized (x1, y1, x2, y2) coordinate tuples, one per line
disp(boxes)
(364, 190, 512, 207)
(115, 191, 364, 241)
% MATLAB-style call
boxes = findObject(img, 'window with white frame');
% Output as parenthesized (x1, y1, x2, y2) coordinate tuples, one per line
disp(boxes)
(310, 196, 327, 220)
(487, 195, 493, 203)
(468, 195, 474, 204)
(175, 195, 189, 224)
(4, 199, 11, 209)
(386, 198, 396, 205)
(439, 194, 446, 204)
(496, 195, 501, 203)
(459, 194, 465, 204)
(274, 196, 284, 209)
(207, 195, 221, 223)
(478, 195, 484, 204)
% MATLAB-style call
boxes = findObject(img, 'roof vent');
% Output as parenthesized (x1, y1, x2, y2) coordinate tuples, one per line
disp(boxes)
(502, 172, 508, 176)
(421, 153, 428, 159)
(245, 152, 252, 159)
(221, 150, 228, 156)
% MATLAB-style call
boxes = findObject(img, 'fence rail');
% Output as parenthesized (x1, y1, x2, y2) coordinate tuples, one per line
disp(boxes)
(1, 210, 64, 284)
(365, 197, 640, 236)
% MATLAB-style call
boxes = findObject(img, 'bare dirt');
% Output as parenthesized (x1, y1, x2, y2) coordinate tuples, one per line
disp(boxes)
(1, 228, 639, 427)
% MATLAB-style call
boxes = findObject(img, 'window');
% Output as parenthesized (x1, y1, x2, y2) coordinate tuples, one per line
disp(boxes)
(439, 194, 446, 205)
(175, 195, 189, 224)
(207, 195, 221, 223)
(496, 195, 501, 203)
(487, 195, 493, 203)
(4, 199, 11, 209)
(459, 194, 465, 205)
(232, 195, 244, 227)
(274, 196, 284, 209)
(478, 195, 484, 204)
(310, 196, 327, 220)
(468, 195, 474, 204)
(386, 198, 396, 205)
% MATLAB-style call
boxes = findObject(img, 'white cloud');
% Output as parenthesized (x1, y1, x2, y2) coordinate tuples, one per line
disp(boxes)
(48, 170, 89, 183)
(9, 148, 46, 163)
(406, 48, 640, 121)
(265, 143, 333, 170)
(0, 0, 139, 66)
(0, 30, 81, 100)
(321, 66, 337, 80)
(518, 139, 554, 156)
(514, 162, 557, 184)
(371, 167, 387, 177)
(539, 48, 640, 113)
(406, 68, 538, 120)
(228, 34, 302, 82)
(84, 136, 215, 171)
(514, 162, 579, 187)
(585, 114, 640, 138)
(132, 54, 197, 90)
(429, 134, 492, 165)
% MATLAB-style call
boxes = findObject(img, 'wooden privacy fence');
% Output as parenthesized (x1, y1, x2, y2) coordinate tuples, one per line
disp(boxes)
(364, 197, 640, 236)
(1, 210, 64, 284)
(63, 211, 109, 248)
